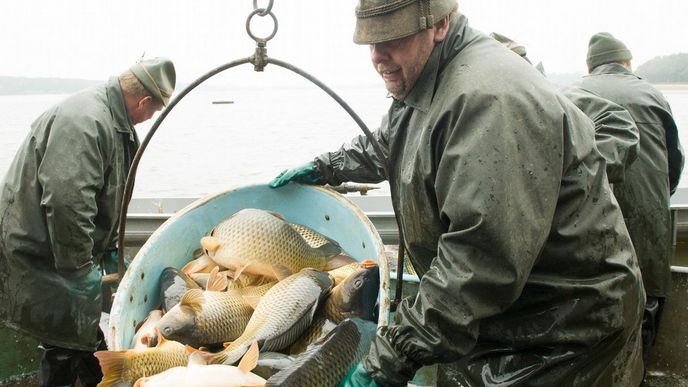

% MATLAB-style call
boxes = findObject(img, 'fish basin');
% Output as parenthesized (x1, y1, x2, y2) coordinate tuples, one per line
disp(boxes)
(108, 183, 391, 351)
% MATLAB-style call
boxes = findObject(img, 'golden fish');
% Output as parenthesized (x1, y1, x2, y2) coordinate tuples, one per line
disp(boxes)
(289, 261, 379, 354)
(200, 208, 352, 280)
(133, 341, 265, 387)
(94, 328, 189, 387)
(212, 268, 334, 365)
(158, 275, 275, 348)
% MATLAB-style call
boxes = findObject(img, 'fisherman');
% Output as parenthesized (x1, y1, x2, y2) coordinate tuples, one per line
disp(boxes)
(270, 1, 645, 385)
(574, 32, 685, 361)
(490, 31, 640, 184)
(0, 57, 175, 387)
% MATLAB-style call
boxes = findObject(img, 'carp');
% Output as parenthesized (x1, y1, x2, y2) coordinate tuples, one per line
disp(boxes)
(133, 341, 265, 387)
(212, 268, 334, 365)
(200, 208, 352, 280)
(289, 261, 379, 354)
(130, 309, 163, 349)
(158, 268, 275, 348)
(266, 318, 377, 387)
(94, 328, 189, 387)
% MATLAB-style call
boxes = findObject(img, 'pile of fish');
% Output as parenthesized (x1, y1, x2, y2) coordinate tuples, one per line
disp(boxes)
(96, 208, 380, 387)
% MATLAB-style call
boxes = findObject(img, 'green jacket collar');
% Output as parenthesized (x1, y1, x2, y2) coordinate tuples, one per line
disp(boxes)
(105, 77, 136, 136)
(589, 63, 639, 79)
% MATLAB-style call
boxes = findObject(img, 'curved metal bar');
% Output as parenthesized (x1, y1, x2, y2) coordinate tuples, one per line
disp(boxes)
(116, 57, 251, 278)
(115, 55, 407, 313)
(265, 59, 409, 313)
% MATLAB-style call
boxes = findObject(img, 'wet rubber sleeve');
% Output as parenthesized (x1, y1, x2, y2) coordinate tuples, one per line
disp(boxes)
(37, 113, 105, 273)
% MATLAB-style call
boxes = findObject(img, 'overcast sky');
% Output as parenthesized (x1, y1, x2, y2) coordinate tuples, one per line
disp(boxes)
(1, 0, 686, 88)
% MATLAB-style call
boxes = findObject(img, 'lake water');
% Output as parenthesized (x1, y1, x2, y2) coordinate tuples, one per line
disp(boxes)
(1, 83, 687, 198)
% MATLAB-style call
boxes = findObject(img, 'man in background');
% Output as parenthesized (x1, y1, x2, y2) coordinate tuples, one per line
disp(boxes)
(575, 32, 684, 360)
(490, 31, 640, 185)
(271, 1, 645, 385)
(0, 57, 175, 387)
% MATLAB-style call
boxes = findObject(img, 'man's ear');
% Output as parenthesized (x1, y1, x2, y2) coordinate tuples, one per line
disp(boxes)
(433, 15, 450, 43)
(138, 95, 153, 109)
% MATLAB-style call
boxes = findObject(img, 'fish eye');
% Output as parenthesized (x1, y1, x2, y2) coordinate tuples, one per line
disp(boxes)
(354, 279, 363, 288)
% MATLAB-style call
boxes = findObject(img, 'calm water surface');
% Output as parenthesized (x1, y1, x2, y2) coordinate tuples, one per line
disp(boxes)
(1, 83, 687, 198)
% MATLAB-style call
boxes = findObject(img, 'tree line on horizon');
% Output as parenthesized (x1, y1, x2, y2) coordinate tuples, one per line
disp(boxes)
(635, 53, 688, 83)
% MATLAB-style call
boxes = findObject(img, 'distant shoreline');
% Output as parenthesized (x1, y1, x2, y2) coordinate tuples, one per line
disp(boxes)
(654, 83, 688, 90)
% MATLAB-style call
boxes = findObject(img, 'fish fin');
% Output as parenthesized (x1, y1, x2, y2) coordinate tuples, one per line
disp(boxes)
(324, 254, 358, 271)
(271, 264, 292, 281)
(188, 351, 207, 367)
(93, 350, 126, 387)
(211, 349, 228, 364)
(242, 295, 261, 310)
(311, 234, 343, 257)
(262, 298, 320, 352)
(233, 262, 251, 280)
(206, 266, 228, 292)
(200, 236, 221, 254)
(179, 288, 205, 314)
(359, 258, 379, 268)
(266, 210, 286, 221)
(133, 377, 147, 387)
(222, 341, 233, 349)
(182, 253, 217, 274)
(237, 340, 260, 373)
(153, 326, 172, 349)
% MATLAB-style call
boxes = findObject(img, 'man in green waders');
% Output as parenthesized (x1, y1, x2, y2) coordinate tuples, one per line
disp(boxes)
(575, 32, 684, 362)
(271, 1, 645, 385)
(0, 58, 175, 387)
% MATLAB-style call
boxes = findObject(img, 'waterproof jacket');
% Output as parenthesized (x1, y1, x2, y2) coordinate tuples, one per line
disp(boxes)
(562, 86, 639, 183)
(576, 64, 684, 297)
(315, 15, 644, 386)
(0, 77, 139, 351)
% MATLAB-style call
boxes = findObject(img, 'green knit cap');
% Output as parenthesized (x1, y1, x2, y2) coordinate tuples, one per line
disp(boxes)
(586, 32, 632, 71)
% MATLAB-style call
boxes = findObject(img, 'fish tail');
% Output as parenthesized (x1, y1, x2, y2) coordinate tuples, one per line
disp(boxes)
(93, 350, 126, 387)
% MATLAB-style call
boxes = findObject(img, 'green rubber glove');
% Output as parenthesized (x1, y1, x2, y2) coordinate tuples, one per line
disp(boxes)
(340, 362, 379, 387)
(269, 161, 322, 188)
(65, 264, 102, 295)
(101, 249, 120, 275)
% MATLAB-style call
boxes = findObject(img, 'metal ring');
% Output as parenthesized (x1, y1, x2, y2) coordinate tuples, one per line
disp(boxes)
(246, 8, 278, 42)
(252, 0, 274, 17)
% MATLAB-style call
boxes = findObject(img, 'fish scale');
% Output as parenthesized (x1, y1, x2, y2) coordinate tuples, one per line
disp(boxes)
(266, 318, 377, 387)
(95, 335, 190, 387)
(158, 282, 275, 347)
(202, 209, 343, 280)
(213, 269, 334, 365)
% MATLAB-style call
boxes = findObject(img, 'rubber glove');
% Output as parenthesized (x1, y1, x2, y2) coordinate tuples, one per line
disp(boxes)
(101, 249, 120, 275)
(64, 263, 102, 294)
(269, 161, 322, 188)
(340, 362, 378, 387)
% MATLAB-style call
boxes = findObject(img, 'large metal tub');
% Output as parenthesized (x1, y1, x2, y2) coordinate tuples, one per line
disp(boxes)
(108, 184, 391, 350)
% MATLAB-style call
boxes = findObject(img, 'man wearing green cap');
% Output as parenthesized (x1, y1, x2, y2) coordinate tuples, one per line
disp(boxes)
(490, 31, 640, 185)
(575, 32, 684, 362)
(0, 57, 175, 386)
(271, 1, 644, 386)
